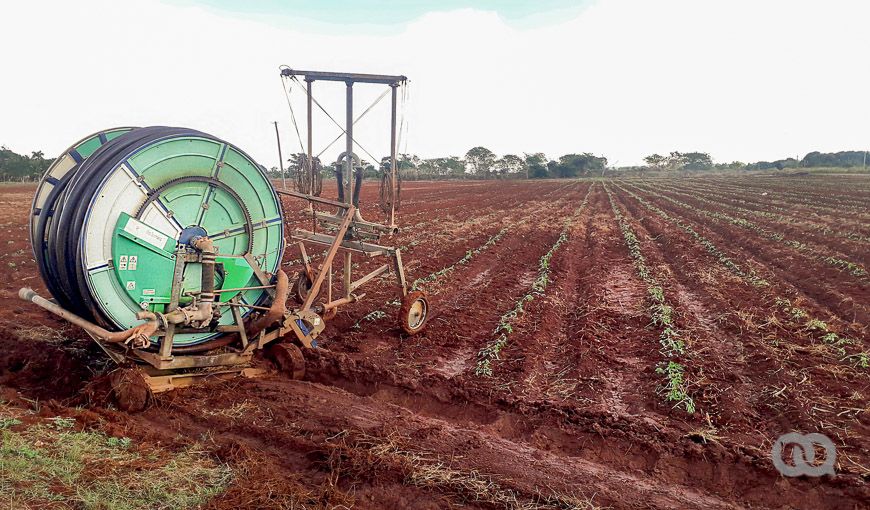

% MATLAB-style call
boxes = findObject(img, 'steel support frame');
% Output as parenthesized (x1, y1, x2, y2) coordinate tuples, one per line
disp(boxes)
(280, 68, 410, 322)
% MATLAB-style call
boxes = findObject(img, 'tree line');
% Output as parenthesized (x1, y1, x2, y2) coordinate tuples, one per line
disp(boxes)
(640, 150, 869, 172)
(0, 147, 54, 181)
(268, 148, 608, 180)
(3, 144, 867, 182)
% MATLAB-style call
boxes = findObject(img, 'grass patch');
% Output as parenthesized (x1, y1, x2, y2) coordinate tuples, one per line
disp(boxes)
(0, 406, 231, 509)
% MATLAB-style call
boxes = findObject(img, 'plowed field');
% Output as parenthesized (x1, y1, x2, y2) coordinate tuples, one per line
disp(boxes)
(1, 175, 868, 509)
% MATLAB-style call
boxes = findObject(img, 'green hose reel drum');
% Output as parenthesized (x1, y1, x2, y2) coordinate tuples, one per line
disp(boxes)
(34, 127, 284, 347)
(30, 127, 134, 250)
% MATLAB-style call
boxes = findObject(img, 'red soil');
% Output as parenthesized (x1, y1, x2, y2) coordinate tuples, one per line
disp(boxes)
(1, 177, 868, 509)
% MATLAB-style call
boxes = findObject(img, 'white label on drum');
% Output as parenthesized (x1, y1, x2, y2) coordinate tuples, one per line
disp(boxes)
(142, 288, 155, 296)
(126, 281, 136, 290)
(124, 218, 169, 249)
(119, 255, 128, 270)
(128, 255, 138, 271)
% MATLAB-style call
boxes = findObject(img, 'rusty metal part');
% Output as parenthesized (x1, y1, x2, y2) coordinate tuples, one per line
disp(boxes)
(319, 303, 338, 320)
(146, 367, 267, 393)
(301, 206, 356, 312)
(19, 287, 159, 344)
(269, 343, 306, 380)
(322, 294, 359, 311)
(160, 237, 217, 329)
(285, 309, 326, 348)
(399, 290, 429, 335)
(245, 269, 289, 338)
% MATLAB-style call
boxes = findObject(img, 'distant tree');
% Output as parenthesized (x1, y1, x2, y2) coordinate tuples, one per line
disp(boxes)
(465, 146, 496, 178)
(0, 146, 54, 181)
(643, 153, 666, 171)
(551, 153, 608, 177)
(418, 156, 465, 179)
(494, 154, 526, 179)
(524, 152, 548, 178)
(547, 159, 559, 176)
(679, 152, 713, 171)
(801, 151, 868, 168)
(645, 151, 712, 172)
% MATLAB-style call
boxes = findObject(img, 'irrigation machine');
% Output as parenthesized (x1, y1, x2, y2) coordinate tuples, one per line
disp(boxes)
(20, 68, 429, 410)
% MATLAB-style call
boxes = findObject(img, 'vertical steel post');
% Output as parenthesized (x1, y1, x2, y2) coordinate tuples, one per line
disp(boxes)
(344, 81, 354, 298)
(306, 78, 314, 206)
(390, 83, 398, 226)
(345, 81, 354, 205)
(274, 121, 285, 189)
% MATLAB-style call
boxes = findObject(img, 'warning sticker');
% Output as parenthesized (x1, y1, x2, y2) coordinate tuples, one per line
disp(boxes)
(142, 289, 155, 296)
(124, 218, 169, 249)
(126, 281, 136, 290)
(128, 255, 138, 271)
(119, 255, 128, 271)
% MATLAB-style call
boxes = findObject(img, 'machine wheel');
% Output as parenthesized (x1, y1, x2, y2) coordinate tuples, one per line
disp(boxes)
(293, 270, 321, 303)
(399, 291, 429, 335)
(109, 367, 152, 412)
(269, 343, 306, 380)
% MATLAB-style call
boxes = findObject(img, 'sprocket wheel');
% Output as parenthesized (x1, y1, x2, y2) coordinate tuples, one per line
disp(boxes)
(399, 290, 429, 335)
(269, 343, 306, 380)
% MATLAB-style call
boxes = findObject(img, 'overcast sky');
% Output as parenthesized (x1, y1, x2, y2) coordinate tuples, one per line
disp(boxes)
(1, 0, 867, 167)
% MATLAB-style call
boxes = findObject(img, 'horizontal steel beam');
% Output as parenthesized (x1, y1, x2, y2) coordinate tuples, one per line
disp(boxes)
(292, 229, 392, 258)
(281, 68, 407, 85)
(277, 189, 351, 209)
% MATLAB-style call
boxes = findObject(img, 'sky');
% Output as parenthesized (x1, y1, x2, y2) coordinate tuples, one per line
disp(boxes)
(1, 0, 868, 168)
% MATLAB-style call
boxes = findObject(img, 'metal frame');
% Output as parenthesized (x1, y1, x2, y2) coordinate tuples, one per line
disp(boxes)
(278, 68, 411, 319)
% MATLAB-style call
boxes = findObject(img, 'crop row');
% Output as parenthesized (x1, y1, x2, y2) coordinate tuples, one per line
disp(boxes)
(605, 185, 695, 414)
(626, 182, 869, 280)
(644, 181, 870, 245)
(622, 185, 869, 370)
(680, 179, 870, 212)
(475, 185, 594, 377)
(773, 297, 868, 369)
(615, 183, 769, 287)
(673, 181, 870, 228)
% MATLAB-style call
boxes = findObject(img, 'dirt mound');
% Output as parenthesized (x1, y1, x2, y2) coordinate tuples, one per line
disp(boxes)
(0, 325, 99, 401)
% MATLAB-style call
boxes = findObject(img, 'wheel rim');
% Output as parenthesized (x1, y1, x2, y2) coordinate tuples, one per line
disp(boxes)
(407, 298, 427, 330)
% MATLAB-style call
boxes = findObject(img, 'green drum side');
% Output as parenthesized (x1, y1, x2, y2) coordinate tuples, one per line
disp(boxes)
(82, 134, 283, 347)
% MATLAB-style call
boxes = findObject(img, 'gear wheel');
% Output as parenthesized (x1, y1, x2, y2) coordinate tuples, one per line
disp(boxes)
(134, 175, 255, 254)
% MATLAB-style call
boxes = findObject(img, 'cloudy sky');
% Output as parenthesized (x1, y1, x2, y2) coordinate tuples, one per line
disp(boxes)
(1, 0, 867, 167)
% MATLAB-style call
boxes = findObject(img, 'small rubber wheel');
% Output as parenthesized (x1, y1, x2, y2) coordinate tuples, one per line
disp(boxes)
(399, 291, 429, 335)
(109, 367, 152, 412)
(269, 343, 306, 380)
(293, 270, 321, 303)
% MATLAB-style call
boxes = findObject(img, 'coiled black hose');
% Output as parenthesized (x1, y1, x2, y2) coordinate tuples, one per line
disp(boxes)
(35, 127, 205, 325)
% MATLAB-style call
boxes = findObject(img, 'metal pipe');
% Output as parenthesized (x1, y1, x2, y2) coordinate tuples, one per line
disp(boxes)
(245, 269, 289, 338)
(276, 189, 351, 209)
(322, 295, 357, 310)
(390, 83, 398, 225)
(307, 79, 313, 197)
(161, 237, 216, 326)
(19, 287, 158, 344)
